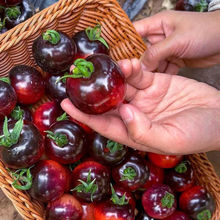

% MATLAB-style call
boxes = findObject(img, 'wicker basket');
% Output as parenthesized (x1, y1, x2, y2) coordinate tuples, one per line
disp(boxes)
(0, 0, 219, 219)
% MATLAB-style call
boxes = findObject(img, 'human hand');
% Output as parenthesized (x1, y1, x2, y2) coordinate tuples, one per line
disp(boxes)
(61, 59, 220, 155)
(135, 10, 220, 74)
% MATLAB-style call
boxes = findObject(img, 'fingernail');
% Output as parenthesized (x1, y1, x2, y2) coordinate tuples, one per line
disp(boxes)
(121, 107, 133, 123)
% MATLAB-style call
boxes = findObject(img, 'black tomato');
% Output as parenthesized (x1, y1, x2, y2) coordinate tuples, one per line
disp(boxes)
(0, 0, 22, 6)
(0, 118, 44, 169)
(5, 0, 35, 29)
(71, 161, 110, 203)
(73, 25, 109, 60)
(46, 74, 67, 102)
(179, 185, 215, 220)
(112, 153, 149, 191)
(89, 132, 128, 166)
(9, 65, 45, 105)
(46, 194, 83, 220)
(45, 120, 87, 164)
(33, 30, 76, 74)
(165, 161, 194, 192)
(30, 160, 69, 203)
(0, 80, 17, 120)
(65, 54, 126, 114)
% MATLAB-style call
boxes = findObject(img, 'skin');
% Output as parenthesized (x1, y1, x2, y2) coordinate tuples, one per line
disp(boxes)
(61, 10, 220, 155)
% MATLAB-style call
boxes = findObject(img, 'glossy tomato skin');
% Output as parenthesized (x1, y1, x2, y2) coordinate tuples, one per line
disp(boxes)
(81, 203, 95, 220)
(66, 54, 126, 114)
(70, 117, 93, 134)
(45, 120, 87, 164)
(141, 161, 164, 189)
(33, 31, 76, 74)
(135, 210, 156, 220)
(165, 161, 194, 192)
(73, 30, 109, 59)
(30, 160, 68, 203)
(113, 185, 136, 210)
(179, 186, 215, 219)
(33, 101, 62, 135)
(148, 153, 183, 169)
(5, 0, 35, 29)
(94, 200, 134, 220)
(46, 74, 67, 102)
(72, 161, 110, 203)
(46, 194, 83, 220)
(142, 184, 177, 219)
(0, 0, 22, 6)
(163, 211, 191, 220)
(9, 65, 45, 105)
(0, 80, 17, 120)
(89, 133, 128, 166)
(112, 153, 149, 191)
(0, 121, 44, 169)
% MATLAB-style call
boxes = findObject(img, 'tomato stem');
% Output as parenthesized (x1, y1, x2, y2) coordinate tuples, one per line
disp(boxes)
(120, 167, 137, 181)
(0, 77, 10, 84)
(5, 6, 21, 20)
(71, 169, 98, 202)
(85, 24, 109, 49)
(42, 30, 61, 45)
(106, 140, 123, 153)
(197, 209, 211, 220)
(10, 166, 33, 190)
(110, 184, 129, 206)
(0, 117, 23, 148)
(175, 161, 188, 173)
(11, 106, 24, 121)
(45, 130, 68, 147)
(56, 112, 69, 122)
(195, 0, 208, 12)
(161, 191, 175, 208)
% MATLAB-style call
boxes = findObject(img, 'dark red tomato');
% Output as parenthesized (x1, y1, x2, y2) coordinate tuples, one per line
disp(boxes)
(135, 210, 156, 220)
(33, 101, 62, 135)
(65, 54, 125, 114)
(148, 153, 183, 169)
(71, 161, 110, 203)
(112, 153, 149, 191)
(73, 25, 109, 60)
(175, 0, 210, 12)
(70, 117, 93, 134)
(45, 120, 87, 164)
(94, 200, 134, 220)
(0, 119, 44, 169)
(82, 203, 95, 220)
(179, 186, 215, 220)
(33, 30, 76, 74)
(64, 166, 71, 192)
(10, 105, 32, 123)
(0, 80, 17, 120)
(142, 184, 177, 219)
(163, 211, 191, 220)
(0, 0, 21, 6)
(89, 133, 128, 166)
(46, 74, 67, 102)
(46, 194, 83, 220)
(165, 161, 194, 192)
(30, 160, 68, 203)
(9, 65, 45, 105)
(113, 185, 136, 210)
(141, 161, 164, 190)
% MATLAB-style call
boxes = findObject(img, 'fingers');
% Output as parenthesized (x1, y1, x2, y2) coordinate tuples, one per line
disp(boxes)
(118, 59, 155, 90)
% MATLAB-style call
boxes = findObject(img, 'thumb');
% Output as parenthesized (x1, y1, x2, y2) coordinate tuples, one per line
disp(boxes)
(142, 35, 176, 71)
(119, 104, 152, 145)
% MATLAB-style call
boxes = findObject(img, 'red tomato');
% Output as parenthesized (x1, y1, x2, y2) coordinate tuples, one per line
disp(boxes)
(148, 153, 183, 168)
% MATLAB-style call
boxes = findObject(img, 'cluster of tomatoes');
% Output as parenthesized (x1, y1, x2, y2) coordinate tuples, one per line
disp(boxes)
(0, 24, 215, 220)
(0, 0, 35, 34)
(175, 0, 211, 12)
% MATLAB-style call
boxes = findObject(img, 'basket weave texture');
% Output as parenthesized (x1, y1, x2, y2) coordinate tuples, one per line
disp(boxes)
(0, 0, 219, 219)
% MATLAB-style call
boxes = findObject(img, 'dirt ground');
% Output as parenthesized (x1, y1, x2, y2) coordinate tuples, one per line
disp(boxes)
(0, 0, 220, 219)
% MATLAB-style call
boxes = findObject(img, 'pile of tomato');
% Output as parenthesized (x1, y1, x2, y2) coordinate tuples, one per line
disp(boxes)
(0, 23, 216, 220)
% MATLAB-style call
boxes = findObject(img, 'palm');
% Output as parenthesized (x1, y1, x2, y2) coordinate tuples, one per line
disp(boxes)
(61, 62, 220, 155)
